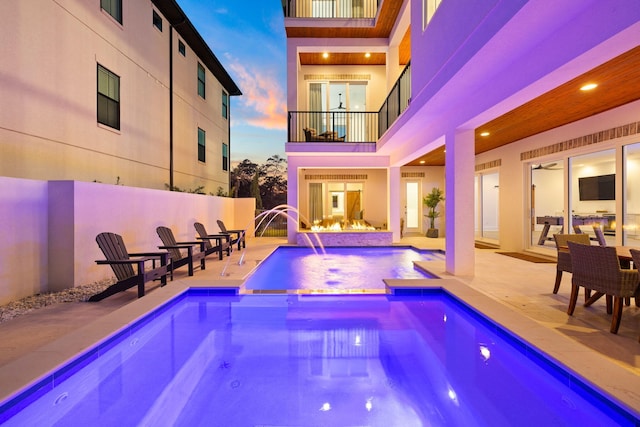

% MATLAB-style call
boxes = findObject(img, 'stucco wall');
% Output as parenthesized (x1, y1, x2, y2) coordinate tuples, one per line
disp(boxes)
(0, 178, 255, 305)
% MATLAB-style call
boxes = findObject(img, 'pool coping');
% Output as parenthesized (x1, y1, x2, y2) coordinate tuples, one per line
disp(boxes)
(0, 276, 638, 420)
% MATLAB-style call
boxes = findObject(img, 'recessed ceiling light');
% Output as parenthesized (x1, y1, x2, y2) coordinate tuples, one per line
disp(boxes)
(364, 52, 371, 58)
(480, 131, 490, 137)
(419, 160, 425, 164)
(322, 52, 329, 59)
(580, 83, 598, 91)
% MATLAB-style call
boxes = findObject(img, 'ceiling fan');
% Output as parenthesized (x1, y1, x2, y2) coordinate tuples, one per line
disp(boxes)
(330, 93, 345, 110)
(532, 162, 560, 170)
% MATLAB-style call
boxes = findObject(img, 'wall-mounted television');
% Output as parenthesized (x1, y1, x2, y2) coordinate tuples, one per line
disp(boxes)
(578, 174, 615, 201)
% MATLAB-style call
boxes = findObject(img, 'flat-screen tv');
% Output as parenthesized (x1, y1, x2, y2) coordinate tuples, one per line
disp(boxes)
(578, 174, 615, 201)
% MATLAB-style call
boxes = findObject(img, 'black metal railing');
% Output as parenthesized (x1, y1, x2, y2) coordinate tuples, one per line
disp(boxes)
(378, 62, 411, 137)
(255, 210, 288, 237)
(283, 0, 380, 18)
(288, 111, 379, 143)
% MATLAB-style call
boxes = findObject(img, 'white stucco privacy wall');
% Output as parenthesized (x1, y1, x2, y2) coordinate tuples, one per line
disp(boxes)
(0, 177, 50, 304)
(1, 178, 255, 305)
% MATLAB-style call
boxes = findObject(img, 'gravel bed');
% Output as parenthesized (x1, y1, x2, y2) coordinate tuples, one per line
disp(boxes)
(0, 280, 113, 323)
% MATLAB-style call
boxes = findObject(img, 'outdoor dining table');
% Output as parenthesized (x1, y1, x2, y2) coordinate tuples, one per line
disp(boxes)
(559, 245, 635, 265)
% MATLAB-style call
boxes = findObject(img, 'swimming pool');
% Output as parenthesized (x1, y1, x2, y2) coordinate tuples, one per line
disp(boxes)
(1, 290, 637, 426)
(243, 246, 442, 292)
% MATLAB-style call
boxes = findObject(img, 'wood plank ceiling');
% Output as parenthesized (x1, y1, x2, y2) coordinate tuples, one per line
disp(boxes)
(291, 0, 406, 66)
(405, 45, 640, 166)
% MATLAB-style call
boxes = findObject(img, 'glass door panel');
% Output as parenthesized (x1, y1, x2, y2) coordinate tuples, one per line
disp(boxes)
(404, 181, 420, 233)
(623, 142, 640, 247)
(530, 160, 564, 247)
(570, 150, 615, 246)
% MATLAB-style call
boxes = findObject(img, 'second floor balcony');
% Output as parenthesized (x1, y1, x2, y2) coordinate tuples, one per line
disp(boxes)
(283, 0, 380, 19)
(288, 63, 411, 144)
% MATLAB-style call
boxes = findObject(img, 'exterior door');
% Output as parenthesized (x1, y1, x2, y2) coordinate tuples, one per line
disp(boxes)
(403, 181, 421, 235)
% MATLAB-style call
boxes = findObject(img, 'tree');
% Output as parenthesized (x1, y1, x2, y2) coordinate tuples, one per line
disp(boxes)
(423, 187, 444, 237)
(250, 172, 263, 210)
(257, 155, 286, 209)
(229, 156, 287, 210)
(230, 159, 259, 198)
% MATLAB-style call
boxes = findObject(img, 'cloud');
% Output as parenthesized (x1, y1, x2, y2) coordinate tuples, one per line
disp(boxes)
(228, 61, 287, 130)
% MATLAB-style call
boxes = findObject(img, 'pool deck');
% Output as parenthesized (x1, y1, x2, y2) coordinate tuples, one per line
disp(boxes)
(0, 236, 639, 415)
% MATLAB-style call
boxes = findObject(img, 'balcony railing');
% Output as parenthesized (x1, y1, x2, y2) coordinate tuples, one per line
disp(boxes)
(283, 0, 380, 18)
(288, 111, 379, 143)
(378, 62, 411, 137)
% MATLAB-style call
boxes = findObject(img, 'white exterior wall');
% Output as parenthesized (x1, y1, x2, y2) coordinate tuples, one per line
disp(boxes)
(476, 99, 640, 253)
(0, 177, 254, 305)
(0, 0, 231, 194)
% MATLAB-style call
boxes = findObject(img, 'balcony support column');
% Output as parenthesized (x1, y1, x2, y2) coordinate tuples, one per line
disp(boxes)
(388, 166, 402, 241)
(445, 129, 475, 277)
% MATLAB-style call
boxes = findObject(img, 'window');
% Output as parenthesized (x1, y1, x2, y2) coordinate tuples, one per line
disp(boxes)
(222, 91, 228, 119)
(422, 0, 442, 30)
(152, 10, 162, 31)
(197, 128, 206, 162)
(101, 0, 122, 24)
(197, 63, 206, 99)
(97, 64, 120, 130)
(178, 40, 186, 56)
(222, 143, 229, 171)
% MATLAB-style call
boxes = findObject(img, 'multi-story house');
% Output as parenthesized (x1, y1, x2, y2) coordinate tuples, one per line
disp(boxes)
(283, 0, 640, 275)
(0, 0, 241, 194)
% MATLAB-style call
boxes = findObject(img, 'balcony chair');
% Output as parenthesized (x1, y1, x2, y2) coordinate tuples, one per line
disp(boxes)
(193, 222, 232, 259)
(217, 219, 246, 250)
(552, 233, 590, 295)
(303, 127, 345, 142)
(92, 232, 170, 301)
(567, 241, 639, 334)
(156, 226, 206, 277)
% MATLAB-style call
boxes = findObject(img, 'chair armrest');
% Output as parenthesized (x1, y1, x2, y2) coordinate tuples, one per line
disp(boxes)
(96, 258, 152, 265)
(128, 252, 170, 259)
(158, 244, 193, 249)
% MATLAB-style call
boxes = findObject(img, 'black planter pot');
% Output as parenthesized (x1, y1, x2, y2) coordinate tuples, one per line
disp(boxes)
(426, 228, 439, 238)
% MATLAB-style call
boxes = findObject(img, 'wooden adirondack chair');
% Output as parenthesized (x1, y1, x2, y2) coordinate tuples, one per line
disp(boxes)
(193, 222, 232, 259)
(156, 226, 206, 277)
(217, 220, 246, 250)
(92, 232, 170, 301)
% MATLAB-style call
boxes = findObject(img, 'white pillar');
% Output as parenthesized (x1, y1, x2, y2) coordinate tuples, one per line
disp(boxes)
(389, 166, 401, 241)
(445, 129, 475, 276)
(287, 161, 299, 244)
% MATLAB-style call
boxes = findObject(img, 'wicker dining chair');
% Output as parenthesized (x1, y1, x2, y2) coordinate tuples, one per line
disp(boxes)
(592, 225, 607, 246)
(567, 241, 639, 334)
(552, 233, 590, 295)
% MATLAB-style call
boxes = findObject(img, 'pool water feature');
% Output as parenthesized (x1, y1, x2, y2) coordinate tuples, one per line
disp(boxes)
(243, 246, 442, 292)
(1, 291, 636, 426)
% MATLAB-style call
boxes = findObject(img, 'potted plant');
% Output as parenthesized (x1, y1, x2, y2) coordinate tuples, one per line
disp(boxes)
(423, 187, 444, 238)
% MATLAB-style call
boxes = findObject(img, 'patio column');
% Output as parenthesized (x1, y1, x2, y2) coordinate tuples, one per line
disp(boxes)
(445, 129, 475, 276)
(389, 166, 401, 241)
(287, 160, 299, 244)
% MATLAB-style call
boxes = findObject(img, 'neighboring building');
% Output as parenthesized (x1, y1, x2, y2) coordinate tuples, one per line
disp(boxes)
(283, 0, 640, 275)
(0, 0, 241, 194)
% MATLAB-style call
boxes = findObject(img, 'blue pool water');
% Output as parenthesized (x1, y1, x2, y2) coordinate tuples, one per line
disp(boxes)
(1, 291, 637, 426)
(244, 246, 442, 291)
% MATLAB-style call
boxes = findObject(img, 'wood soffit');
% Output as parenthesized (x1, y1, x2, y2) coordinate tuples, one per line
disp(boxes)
(406, 46, 640, 167)
(300, 52, 386, 65)
(285, 0, 403, 39)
